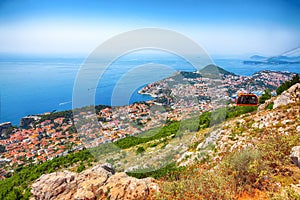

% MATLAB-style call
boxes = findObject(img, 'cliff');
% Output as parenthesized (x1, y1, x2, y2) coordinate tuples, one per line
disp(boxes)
(0, 122, 12, 139)
(20, 116, 41, 128)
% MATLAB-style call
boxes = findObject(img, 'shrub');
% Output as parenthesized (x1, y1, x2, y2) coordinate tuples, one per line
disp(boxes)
(222, 148, 268, 192)
(259, 89, 272, 104)
(77, 163, 86, 173)
(136, 146, 145, 154)
(267, 103, 274, 110)
(157, 165, 234, 200)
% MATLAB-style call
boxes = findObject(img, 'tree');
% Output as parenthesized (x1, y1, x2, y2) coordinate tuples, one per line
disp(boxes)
(0, 144, 6, 153)
(259, 89, 272, 104)
(277, 74, 300, 95)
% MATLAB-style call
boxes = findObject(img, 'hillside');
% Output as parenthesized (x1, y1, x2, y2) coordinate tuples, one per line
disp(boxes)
(157, 83, 300, 199)
(199, 64, 236, 76)
(27, 84, 300, 199)
(0, 72, 298, 200)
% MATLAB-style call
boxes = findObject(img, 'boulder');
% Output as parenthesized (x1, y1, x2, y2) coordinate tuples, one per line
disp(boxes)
(101, 163, 115, 175)
(291, 146, 300, 168)
(97, 172, 155, 200)
(31, 164, 158, 200)
(274, 83, 300, 109)
(258, 97, 275, 111)
(31, 171, 77, 200)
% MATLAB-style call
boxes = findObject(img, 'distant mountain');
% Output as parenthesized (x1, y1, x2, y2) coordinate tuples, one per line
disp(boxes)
(244, 55, 300, 65)
(250, 55, 267, 61)
(267, 56, 300, 63)
(199, 64, 236, 76)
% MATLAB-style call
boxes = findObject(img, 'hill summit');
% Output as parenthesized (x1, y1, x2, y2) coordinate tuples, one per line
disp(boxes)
(199, 64, 236, 76)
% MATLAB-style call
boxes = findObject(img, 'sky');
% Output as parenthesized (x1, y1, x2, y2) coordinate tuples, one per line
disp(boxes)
(0, 0, 300, 57)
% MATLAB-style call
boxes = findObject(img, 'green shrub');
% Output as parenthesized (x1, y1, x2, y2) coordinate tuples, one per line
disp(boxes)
(267, 103, 274, 110)
(259, 89, 272, 104)
(126, 163, 180, 179)
(136, 147, 145, 154)
(77, 163, 86, 173)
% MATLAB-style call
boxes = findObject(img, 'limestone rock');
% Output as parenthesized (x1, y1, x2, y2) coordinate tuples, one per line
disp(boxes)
(291, 146, 300, 168)
(97, 172, 155, 200)
(31, 164, 158, 200)
(258, 97, 275, 111)
(31, 171, 77, 200)
(274, 83, 300, 109)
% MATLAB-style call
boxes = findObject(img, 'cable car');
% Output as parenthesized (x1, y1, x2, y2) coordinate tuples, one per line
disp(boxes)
(236, 93, 258, 106)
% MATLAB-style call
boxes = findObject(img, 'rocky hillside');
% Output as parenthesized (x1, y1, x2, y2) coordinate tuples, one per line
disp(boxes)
(180, 83, 300, 165)
(158, 83, 300, 199)
(29, 83, 300, 200)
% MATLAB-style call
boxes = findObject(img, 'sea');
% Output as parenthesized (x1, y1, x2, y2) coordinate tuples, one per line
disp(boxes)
(1, 53, 300, 125)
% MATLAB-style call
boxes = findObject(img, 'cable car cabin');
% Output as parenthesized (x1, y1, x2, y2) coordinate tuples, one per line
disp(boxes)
(236, 93, 258, 106)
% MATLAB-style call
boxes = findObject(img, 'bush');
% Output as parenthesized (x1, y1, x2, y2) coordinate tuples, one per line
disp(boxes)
(77, 163, 86, 173)
(126, 163, 179, 179)
(136, 147, 145, 154)
(267, 103, 274, 110)
(270, 186, 300, 200)
(259, 89, 272, 104)
(222, 148, 268, 192)
(258, 133, 300, 169)
(157, 164, 234, 200)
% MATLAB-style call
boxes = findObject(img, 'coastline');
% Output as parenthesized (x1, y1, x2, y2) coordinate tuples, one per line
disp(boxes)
(2, 64, 300, 126)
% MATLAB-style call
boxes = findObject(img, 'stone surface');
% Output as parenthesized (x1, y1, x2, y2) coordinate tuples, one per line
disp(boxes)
(101, 163, 115, 175)
(258, 97, 275, 111)
(291, 146, 300, 168)
(31, 171, 77, 200)
(0, 122, 12, 139)
(274, 83, 300, 109)
(20, 115, 41, 128)
(31, 164, 158, 200)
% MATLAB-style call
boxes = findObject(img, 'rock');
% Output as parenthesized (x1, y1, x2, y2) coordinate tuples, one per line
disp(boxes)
(97, 172, 156, 200)
(197, 130, 222, 150)
(20, 115, 41, 128)
(101, 163, 115, 175)
(291, 146, 300, 168)
(274, 83, 300, 109)
(258, 98, 275, 111)
(31, 171, 77, 200)
(0, 122, 12, 139)
(74, 189, 96, 200)
(31, 164, 158, 200)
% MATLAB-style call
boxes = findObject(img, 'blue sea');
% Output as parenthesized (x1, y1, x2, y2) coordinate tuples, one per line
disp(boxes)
(1, 54, 300, 125)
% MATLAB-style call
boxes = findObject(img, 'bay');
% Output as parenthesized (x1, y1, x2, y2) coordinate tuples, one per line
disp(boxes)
(1, 54, 299, 125)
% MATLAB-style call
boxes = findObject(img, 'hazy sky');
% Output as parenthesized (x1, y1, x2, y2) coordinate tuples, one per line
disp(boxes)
(0, 0, 300, 57)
